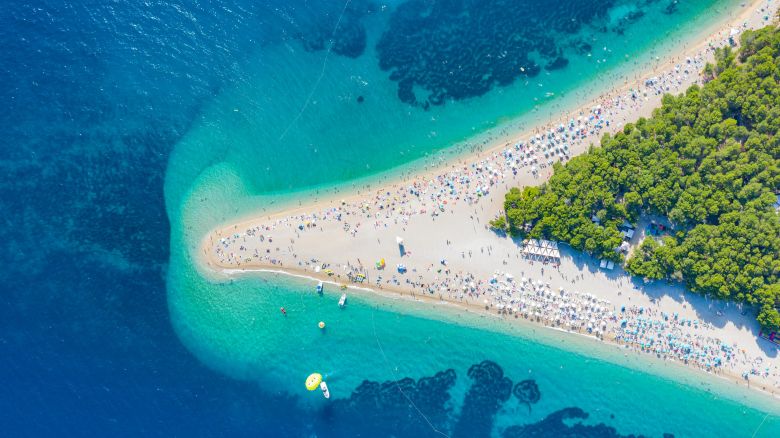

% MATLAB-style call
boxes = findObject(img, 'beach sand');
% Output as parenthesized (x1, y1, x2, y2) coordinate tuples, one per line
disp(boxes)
(197, 0, 780, 401)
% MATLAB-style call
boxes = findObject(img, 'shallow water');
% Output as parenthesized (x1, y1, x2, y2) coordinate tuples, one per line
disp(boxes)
(4, 0, 779, 435)
(165, 0, 780, 436)
(166, 0, 746, 207)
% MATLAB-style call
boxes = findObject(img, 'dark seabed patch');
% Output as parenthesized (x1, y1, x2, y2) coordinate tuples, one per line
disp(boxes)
(295, 0, 378, 58)
(513, 379, 542, 412)
(0, 0, 339, 434)
(0, 0, 745, 435)
(453, 360, 514, 437)
(375, 0, 620, 107)
(316, 369, 456, 437)
(313, 360, 672, 438)
(502, 407, 658, 438)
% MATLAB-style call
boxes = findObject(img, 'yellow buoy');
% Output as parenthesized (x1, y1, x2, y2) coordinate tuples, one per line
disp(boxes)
(306, 373, 322, 391)
(318, 321, 326, 329)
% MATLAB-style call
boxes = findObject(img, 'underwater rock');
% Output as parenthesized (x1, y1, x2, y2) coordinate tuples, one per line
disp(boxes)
(573, 40, 593, 55)
(376, 0, 616, 107)
(331, 24, 367, 58)
(318, 368, 456, 438)
(664, 0, 679, 15)
(453, 360, 513, 438)
(512, 379, 541, 411)
(612, 8, 646, 34)
(313, 362, 666, 438)
(502, 407, 666, 438)
(296, 0, 375, 59)
(545, 56, 569, 71)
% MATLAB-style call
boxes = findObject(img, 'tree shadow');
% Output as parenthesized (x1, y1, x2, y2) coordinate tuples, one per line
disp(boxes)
(485, 226, 776, 360)
(558, 245, 778, 359)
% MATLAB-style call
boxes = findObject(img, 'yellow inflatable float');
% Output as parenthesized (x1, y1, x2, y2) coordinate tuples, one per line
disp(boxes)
(305, 373, 322, 391)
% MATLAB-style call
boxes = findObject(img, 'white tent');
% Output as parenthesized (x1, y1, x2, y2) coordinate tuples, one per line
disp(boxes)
(520, 239, 561, 262)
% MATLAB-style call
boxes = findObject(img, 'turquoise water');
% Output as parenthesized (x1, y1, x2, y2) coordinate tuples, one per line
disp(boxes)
(164, 0, 780, 436)
(164, 0, 743, 209)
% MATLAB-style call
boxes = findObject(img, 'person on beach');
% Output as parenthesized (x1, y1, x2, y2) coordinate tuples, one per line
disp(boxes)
(206, 13, 780, 394)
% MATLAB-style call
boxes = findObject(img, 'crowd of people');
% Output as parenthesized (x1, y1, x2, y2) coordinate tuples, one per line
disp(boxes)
(208, 22, 779, 394)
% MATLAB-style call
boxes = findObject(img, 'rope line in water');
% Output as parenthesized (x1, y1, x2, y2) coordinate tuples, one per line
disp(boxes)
(371, 310, 451, 438)
(751, 412, 771, 438)
(279, 0, 353, 141)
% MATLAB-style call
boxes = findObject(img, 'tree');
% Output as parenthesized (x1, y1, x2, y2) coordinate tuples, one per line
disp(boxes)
(497, 25, 780, 330)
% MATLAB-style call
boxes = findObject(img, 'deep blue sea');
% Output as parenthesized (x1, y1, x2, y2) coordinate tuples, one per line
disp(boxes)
(3, 0, 778, 436)
(0, 1, 314, 435)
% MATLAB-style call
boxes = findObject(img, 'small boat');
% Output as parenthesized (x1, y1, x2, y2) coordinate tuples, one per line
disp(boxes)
(320, 381, 330, 399)
(338, 293, 347, 308)
(316, 281, 323, 294)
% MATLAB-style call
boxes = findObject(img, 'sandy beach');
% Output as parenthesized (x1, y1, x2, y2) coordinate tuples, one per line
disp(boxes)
(197, 0, 780, 400)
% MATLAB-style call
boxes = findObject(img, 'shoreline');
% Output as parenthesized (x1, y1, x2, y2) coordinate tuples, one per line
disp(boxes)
(212, 263, 780, 409)
(194, 0, 780, 408)
(193, 0, 771, 231)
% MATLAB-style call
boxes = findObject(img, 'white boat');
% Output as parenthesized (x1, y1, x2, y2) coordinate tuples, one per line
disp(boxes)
(320, 381, 330, 399)
(316, 281, 323, 294)
(338, 293, 347, 308)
